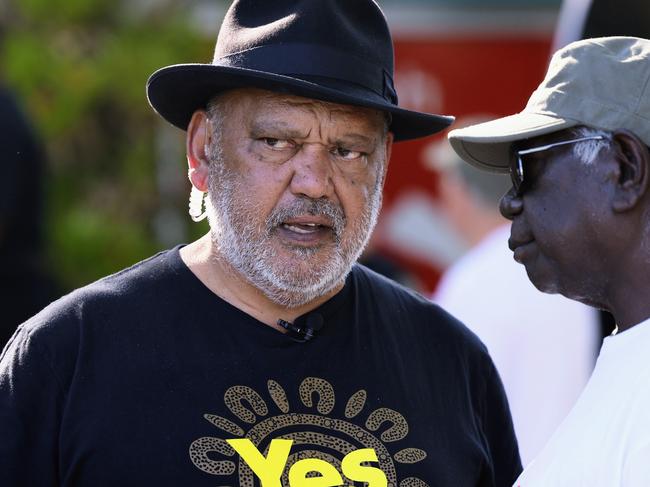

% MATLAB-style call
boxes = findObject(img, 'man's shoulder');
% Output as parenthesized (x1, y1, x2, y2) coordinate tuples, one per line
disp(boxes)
(64, 246, 177, 299)
(350, 264, 488, 352)
(351, 263, 433, 307)
(351, 262, 464, 321)
(14, 248, 181, 341)
(0, 248, 189, 396)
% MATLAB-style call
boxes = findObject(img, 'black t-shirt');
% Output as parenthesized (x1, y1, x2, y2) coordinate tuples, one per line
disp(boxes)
(0, 248, 521, 486)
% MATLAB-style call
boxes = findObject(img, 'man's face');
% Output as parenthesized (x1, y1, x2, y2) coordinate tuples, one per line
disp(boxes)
(204, 88, 391, 307)
(499, 129, 612, 303)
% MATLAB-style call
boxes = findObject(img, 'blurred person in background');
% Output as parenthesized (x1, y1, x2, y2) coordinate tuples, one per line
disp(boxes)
(0, 80, 55, 349)
(0, 1, 522, 485)
(426, 125, 598, 467)
(554, 0, 650, 52)
(449, 36, 650, 486)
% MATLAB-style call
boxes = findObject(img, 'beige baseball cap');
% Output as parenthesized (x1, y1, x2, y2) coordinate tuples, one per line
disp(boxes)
(448, 36, 650, 173)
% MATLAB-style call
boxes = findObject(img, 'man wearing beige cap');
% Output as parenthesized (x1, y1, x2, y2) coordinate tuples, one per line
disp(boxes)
(449, 36, 650, 486)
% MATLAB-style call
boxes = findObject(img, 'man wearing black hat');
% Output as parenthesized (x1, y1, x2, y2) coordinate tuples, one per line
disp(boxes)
(0, 1, 521, 485)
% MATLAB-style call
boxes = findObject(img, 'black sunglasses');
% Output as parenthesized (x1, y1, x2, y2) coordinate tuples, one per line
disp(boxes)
(509, 135, 605, 194)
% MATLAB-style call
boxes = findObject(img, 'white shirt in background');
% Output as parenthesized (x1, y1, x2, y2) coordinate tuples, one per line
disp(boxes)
(434, 224, 598, 466)
(515, 316, 650, 486)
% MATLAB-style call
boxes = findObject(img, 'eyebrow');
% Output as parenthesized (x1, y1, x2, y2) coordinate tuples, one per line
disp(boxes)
(250, 120, 378, 147)
(334, 133, 376, 146)
(249, 120, 309, 139)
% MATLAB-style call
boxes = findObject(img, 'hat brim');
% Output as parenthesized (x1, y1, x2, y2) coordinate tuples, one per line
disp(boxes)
(447, 112, 578, 173)
(146, 64, 454, 142)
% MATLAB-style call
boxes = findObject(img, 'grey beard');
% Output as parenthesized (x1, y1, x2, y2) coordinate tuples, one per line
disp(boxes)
(204, 143, 382, 308)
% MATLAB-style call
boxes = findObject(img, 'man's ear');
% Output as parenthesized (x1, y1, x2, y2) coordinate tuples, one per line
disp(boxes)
(611, 130, 650, 213)
(186, 110, 212, 192)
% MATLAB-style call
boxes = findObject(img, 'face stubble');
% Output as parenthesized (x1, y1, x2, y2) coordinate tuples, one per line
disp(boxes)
(204, 127, 385, 308)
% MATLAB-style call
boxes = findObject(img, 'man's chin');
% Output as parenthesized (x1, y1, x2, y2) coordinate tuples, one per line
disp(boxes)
(524, 265, 561, 295)
(274, 240, 340, 265)
(257, 267, 346, 308)
(258, 250, 351, 304)
(269, 256, 345, 289)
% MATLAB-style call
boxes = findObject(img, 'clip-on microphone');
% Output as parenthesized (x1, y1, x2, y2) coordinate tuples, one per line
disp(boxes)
(278, 313, 324, 343)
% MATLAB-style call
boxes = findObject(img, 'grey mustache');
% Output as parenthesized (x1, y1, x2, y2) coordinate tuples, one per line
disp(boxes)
(267, 198, 346, 238)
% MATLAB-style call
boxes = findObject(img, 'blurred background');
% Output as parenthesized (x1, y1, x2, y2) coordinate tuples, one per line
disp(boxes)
(2, 0, 648, 465)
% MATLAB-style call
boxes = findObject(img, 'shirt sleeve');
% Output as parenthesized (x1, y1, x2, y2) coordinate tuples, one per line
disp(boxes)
(0, 326, 65, 486)
(479, 356, 523, 487)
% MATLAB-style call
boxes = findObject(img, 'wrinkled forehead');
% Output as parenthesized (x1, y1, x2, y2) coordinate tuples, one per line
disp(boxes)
(218, 88, 388, 132)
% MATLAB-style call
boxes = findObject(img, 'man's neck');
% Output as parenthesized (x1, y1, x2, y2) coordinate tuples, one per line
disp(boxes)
(179, 234, 343, 331)
(602, 253, 650, 333)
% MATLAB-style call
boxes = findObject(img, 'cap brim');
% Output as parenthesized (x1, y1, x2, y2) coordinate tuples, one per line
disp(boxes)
(147, 64, 454, 142)
(447, 112, 578, 172)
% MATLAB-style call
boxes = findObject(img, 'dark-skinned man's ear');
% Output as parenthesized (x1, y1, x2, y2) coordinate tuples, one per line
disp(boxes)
(611, 130, 650, 213)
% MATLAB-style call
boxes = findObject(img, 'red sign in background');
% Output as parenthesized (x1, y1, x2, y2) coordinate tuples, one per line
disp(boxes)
(374, 36, 553, 293)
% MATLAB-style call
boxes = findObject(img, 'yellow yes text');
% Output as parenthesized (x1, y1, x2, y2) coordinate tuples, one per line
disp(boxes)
(226, 438, 388, 486)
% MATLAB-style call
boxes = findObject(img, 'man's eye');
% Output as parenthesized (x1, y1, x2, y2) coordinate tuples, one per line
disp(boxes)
(262, 138, 293, 149)
(335, 147, 363, 160)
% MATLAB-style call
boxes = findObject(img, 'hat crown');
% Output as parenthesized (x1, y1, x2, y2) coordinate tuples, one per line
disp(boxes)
(146, 0, 454, 140)
(446, 36, 650, 172)
(214, 0, 394, 77)
(526, 36, 650, 146)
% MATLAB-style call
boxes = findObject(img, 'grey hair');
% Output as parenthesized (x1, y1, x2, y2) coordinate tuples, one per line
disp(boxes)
(205, 94, 229, 161)
(570, 126, 613, 165)
(381, 112, 391, 137)
(206, 94, 227, 122)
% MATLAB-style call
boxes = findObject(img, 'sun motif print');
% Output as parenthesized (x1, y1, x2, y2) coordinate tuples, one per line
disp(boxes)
(189, 377, 430, 486)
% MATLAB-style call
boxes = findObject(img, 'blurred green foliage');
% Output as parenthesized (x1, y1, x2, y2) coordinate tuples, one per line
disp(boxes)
(1, 0, 215, 290)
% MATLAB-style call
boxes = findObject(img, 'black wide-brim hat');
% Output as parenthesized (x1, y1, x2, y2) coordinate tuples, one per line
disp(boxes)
(147, 0, 454, 142)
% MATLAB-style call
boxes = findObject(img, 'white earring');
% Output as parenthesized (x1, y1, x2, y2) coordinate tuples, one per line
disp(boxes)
(188, 186, 207, 222)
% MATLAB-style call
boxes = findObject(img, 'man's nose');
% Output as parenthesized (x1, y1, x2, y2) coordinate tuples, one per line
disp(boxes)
(289, 145, 334, 200)
(499, 187, 523, 220)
